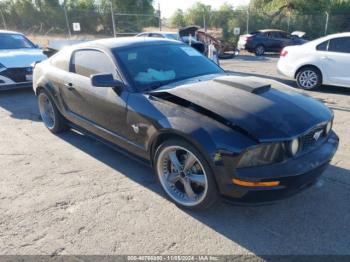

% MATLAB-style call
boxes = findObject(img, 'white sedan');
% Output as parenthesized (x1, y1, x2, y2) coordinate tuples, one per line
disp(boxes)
(0, 30, 47, 90)
(277, 32, 350, 90)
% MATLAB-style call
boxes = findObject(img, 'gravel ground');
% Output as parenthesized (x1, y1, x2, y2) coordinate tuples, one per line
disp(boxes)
(0, 54, 350, 255)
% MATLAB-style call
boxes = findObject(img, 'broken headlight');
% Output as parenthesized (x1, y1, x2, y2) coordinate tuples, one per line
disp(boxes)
(237, 143, 283, 168)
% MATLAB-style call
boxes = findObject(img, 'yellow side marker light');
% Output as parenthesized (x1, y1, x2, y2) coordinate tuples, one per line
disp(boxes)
(232, 178, 280, 187)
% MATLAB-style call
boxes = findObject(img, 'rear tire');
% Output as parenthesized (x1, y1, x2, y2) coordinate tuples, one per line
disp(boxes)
(154, 138, 219, 210)
(38, 89, 69, 133)
(296, 67, 322, 90)
(255, 45, 265, 56)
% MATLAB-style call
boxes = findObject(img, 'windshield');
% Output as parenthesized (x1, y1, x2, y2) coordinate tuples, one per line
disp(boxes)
(0, 33, 35, 50)
(113, 44, 224, 92)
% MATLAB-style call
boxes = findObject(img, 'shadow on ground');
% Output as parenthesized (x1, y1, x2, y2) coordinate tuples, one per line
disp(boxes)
(0, 88, 41, 121)
(58, 129, 350, 255)
(233, 54, 280, 62)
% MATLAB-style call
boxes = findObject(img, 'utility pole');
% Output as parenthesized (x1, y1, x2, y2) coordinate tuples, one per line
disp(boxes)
(158, 2, 161, 31)
(287, 11, 291, 32)
(111, 0, 117, 37)
(246, 9, 250, 34)
(63, 4, 71, 38)
(324, 11, 329, 36)
(203, 14, 206, 32)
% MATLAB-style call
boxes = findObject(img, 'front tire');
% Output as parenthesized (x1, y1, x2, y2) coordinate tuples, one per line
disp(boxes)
(296, 67, 322, 90)
(38, 89, 69, 133)
(154, 139, 219, 210)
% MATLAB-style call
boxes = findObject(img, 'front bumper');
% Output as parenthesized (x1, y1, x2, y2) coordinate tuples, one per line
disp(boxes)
(0, 82, 32, 91)
(215, 131, 339, 204)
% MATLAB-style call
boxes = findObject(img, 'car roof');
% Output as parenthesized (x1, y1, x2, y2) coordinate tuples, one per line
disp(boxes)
(258, 29, 286, 33)
(0, 30, 24, 35)
(138, 31, 178, 35)
(324, 32, 350, 38)
(309, 32, 350, 45)
(72, 37, 181, 50)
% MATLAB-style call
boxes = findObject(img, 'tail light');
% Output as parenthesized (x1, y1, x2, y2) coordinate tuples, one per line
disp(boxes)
(280, 49, 288, 57)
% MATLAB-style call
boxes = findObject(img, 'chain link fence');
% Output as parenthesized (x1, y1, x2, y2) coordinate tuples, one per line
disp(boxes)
(0, 3, 161, 46)
(0, 3, 349, 46)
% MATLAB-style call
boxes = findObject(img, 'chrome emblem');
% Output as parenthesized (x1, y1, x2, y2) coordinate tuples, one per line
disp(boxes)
(313, 130, 323, 141)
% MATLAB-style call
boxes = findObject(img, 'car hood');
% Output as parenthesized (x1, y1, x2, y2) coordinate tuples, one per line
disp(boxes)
(151, 75, 332, 142)
(0, 49, 47, 68)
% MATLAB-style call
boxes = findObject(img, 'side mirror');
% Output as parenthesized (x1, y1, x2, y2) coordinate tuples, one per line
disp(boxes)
(91, 74, 124, 90)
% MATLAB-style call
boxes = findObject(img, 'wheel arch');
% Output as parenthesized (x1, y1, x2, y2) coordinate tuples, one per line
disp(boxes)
(149, 130, 215, 168)
(295, 64, 323, 83)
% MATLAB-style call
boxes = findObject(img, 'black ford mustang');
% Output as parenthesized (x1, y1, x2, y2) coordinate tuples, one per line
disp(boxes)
(33, 38, 339, 209)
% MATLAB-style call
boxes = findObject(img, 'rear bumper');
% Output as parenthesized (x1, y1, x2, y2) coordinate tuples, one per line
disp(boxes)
(0, 82, 32, 91)
(217, 131, 339, 204)
(277, 59, 296, 79)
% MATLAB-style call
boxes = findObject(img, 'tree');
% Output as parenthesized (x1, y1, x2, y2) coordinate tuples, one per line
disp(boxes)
(184, 2, 212, 28)
(98, 0, 157, 34)
(170, 9, 186, 27)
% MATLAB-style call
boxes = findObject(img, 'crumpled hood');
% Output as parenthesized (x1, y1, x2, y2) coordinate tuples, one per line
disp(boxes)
(0, 49, 47, 68)
(151, 76, 332, 142)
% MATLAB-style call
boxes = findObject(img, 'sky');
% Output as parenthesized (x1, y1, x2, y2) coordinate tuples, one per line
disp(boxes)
(154, 0, 250, 18)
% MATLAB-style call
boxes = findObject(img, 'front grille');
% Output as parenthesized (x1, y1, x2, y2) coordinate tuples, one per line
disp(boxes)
(0, 67, 32, 83)
(301, 125, 327, 151)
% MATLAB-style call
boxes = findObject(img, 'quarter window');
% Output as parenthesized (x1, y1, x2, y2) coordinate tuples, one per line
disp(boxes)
(328, 37, 350, 53)
(71, 50, 116, 78)
(51, 51, 70, 71)
(316, 40, 329, 51)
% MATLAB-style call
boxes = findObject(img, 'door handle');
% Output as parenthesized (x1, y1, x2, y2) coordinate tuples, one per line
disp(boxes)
(321, 56, 331, 61)
(64, 83, 74, 90)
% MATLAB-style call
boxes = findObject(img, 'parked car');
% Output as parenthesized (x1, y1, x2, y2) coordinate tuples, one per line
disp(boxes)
(0, 30, 47, 90)
(136, 26, 237, 59)
(33, 37, 338, 210)
(136, 29, 205, 54)
(278, 32, 350, 90)
(238, 29, 307, 56)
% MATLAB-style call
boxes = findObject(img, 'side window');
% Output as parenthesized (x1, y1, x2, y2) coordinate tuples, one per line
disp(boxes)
(71, 50, 116, 78)
(270, 32, 280, 38)
(328, 37, 350, 53)
(279, 32, 288, 39)
(316, 40, 329, 51)
(149, 33, 164, 38)
(51, 51, 70, 71)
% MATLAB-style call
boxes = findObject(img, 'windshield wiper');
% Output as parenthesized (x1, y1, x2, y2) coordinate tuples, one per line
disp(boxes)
(142, 79, 177, 92)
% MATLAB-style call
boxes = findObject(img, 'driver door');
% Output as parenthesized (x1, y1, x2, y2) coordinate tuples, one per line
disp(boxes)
(61, 49, 129, 143)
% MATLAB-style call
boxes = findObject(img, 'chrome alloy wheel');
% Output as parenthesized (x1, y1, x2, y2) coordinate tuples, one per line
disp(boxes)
(298, 70, 318, 89)
(157, 146, 208, 207)
(38, 92, 55, 129)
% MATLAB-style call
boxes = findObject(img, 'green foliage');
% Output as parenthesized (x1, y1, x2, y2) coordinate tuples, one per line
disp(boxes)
(0, 0, 157, 35)
(170, 0, 350, 43)
(184, 2, 211, 28)
(170, 9, 186, 27)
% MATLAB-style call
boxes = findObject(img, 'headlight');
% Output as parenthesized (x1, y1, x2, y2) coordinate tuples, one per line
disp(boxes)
(237, 143, 283, 168)
(325, 121, 332, 135)
(288, 138, 300, 157)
